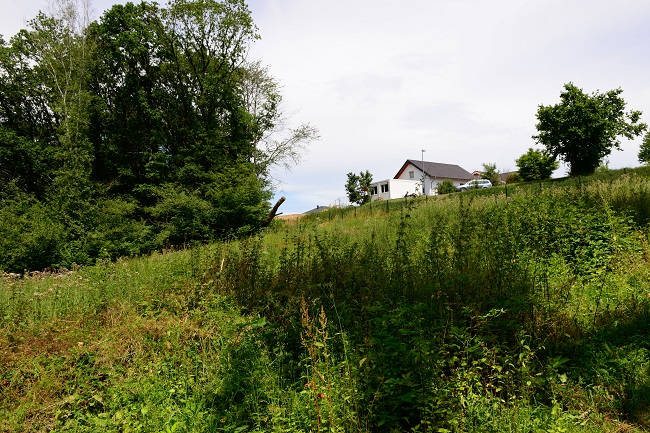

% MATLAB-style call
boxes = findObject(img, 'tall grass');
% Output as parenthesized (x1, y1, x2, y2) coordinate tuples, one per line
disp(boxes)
(2, 172, 650, 432)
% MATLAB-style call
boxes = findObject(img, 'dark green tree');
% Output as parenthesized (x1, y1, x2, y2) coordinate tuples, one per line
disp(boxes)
(86, 1, 168, 193)
(534, 83, 647, 176)
(505, 172, 521, 184)
(345, 170, 373, 205)
(638, 132, 650, 165)
(515, 148, 558, 181)
(0, 0, 311, 271)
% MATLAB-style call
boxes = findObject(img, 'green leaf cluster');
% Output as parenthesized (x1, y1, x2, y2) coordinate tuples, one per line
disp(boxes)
(0, 0, 301, 271)
(345, 170, 373, 205)
(436, 179, 456, 194)
(534, 83, 647, 176)
(638, 132, 650, 165)
(515, 148, 558, 181)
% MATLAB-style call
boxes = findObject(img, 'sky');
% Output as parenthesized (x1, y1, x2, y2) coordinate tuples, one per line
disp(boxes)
(3, 0, 650, 214)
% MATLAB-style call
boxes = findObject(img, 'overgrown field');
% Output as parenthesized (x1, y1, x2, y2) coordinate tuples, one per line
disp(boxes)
(3, 169, 650, 432)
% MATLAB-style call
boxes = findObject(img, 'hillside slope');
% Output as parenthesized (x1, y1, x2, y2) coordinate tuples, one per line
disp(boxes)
(2, 169, 650, 432)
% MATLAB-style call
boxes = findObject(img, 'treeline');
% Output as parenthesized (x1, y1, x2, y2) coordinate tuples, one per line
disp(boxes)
(0, 0, 314, 272)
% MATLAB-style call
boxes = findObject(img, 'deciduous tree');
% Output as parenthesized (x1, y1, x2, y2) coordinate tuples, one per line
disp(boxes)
(240, 60, 319, 181)
(0, 0, 315, 270)
(534, 83, 647, 176)
(515, 148, 558, 181)
(638, 132, 650, 165)
(345, 170, 373, 205)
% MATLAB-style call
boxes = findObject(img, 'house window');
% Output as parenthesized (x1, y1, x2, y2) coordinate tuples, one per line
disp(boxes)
(409, 171, 415, 179)
(381, 184, 389, 193)
(371, 186, 378, 195)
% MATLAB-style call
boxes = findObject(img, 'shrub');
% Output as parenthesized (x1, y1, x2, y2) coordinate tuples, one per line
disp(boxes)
(436, 179, 456, 194)
(516, 147, 558, 181)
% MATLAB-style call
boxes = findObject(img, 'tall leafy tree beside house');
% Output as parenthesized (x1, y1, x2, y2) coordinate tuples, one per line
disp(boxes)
(345, 170, 373, 205)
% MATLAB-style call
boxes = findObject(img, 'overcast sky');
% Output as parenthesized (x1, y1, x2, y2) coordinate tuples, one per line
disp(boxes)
(3, 0, 650, 214)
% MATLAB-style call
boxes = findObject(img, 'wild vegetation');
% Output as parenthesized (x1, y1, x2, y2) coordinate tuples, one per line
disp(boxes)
(3, 167, 650, 432)
(0, 0, 317, 273)
(515, 148, 559, 182)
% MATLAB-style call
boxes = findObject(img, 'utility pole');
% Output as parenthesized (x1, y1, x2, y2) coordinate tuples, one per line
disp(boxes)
(421, 149, 426, 195)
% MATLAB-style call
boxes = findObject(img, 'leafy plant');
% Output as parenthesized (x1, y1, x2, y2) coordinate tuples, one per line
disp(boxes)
(436, 179, 456, 194)
(639, 132, 650, 165)
(516, 147, 559, 181)
(345, 170, 373, 205)
(534, 82, 647, 176)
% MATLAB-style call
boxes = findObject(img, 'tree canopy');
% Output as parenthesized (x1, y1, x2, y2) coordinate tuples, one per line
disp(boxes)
(515, 148, 558, 181)
(638, 132, 650, 165)
(0, 0, 316, 272)
(345, 171, 373, 205)
(533, 83, 647, 176)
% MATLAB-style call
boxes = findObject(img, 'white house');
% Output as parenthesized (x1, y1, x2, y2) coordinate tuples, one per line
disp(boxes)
(369, 178, 421, 201)
(370, 159, 473, 200)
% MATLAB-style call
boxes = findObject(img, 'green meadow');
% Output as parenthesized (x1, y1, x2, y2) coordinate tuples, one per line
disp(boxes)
(3, 167, 650, 432)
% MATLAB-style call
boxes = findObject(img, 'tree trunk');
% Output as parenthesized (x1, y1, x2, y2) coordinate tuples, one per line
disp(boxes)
(263, 196, 286, 227)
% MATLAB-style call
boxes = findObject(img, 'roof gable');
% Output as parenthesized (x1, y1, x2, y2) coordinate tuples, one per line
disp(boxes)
(395, 159, 472, 180)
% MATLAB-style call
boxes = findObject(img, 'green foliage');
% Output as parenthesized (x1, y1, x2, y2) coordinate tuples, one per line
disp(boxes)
(481, 162, 500, 186)
(505, 171, 521, 184)
(345, 170, 373, 205)
(534, 82, 647, 176)
(0, 0, 303, 271)
(639, 132, 650, 164)
(516, 147, 559, 181)
(0, 193, 67, 272)
(3, 170, 650, 432)
(436, 179, 456, 194)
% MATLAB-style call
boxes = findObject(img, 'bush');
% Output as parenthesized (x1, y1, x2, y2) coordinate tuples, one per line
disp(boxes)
(516, 148, 558, 181)
(0, 194, 67, 272)
(436, 179, 456, 194)
(506, 171, 521, 184)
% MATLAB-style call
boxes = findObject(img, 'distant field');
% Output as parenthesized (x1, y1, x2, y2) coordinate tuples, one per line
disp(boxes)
(276, 213, 304, 220)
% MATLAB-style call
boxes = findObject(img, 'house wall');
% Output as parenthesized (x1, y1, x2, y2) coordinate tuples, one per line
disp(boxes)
(396, 162, 467, 195)
(370, 179, 420, 201)
(395, 164, 428, 195)
(372, 161, 475, 200)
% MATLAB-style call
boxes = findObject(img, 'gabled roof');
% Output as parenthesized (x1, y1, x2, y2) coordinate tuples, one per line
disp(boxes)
(395, 159, 473, 180)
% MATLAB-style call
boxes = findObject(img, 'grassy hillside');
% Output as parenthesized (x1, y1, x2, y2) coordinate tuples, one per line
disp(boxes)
(3, 168, 650, 432)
